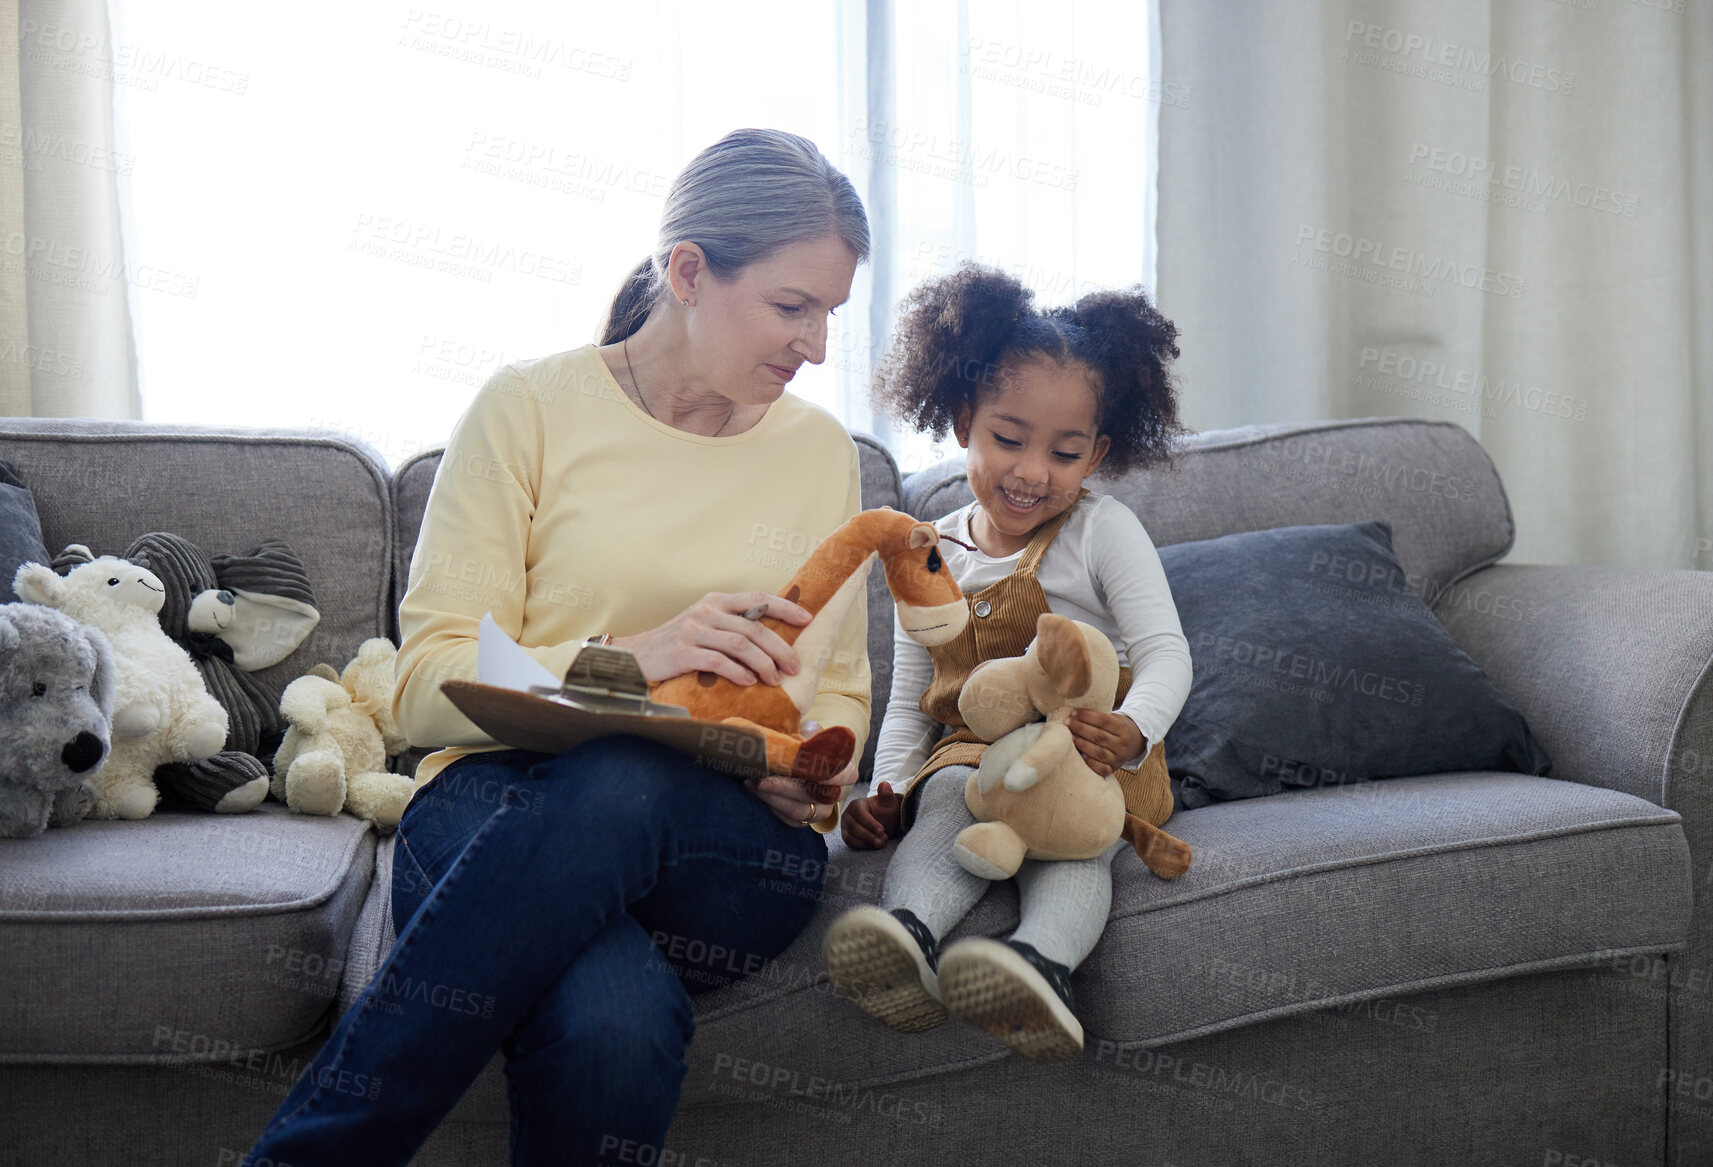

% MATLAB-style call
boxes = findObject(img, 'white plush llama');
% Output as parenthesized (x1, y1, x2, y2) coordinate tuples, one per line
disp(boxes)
(15, 549, 228, 819)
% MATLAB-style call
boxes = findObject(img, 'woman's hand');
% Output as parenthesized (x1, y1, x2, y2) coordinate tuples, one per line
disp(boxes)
(743, 719, 858, 828)
(612, 591, 812, 686)
(1068, 710, 1145, 777)
(840, 781, 901, 849)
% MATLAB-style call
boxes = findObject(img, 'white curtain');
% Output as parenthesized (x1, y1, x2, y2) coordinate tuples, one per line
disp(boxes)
(1156, 0, 1713, 568)
(0, 0, 140, 418)
(862, 0, 1165, 473)
(100, 0, 1160, 468)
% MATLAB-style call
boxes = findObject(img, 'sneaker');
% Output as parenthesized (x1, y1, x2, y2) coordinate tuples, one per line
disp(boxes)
(937, 938, 1083, 1062)
(823, 906, 947, 1033)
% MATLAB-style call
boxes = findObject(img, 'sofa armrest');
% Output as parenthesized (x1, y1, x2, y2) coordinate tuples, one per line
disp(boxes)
(1435, 562, 1713, 1164)
(1432, 563, 1713, 811)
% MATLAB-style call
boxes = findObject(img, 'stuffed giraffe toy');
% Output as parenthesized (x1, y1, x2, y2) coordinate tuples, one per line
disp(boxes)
(651, 507, 968, 781)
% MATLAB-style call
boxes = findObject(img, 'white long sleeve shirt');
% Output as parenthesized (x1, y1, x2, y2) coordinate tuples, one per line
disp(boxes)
(871, 491, 1194, 798)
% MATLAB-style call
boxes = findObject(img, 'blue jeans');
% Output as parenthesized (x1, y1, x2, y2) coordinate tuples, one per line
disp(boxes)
(244, 736, 828, 1166)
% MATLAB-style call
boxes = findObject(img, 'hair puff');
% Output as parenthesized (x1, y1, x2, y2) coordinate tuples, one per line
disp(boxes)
(873, 262, 1188, 476)
(871, 264, 1035, 441)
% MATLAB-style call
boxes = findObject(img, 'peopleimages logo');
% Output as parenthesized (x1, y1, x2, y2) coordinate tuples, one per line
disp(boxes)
(1195, 632, 1425, 706)
(849, 118, 1080, 191)
(1268, 436, 1473, 502)
(349, 212, 582, 286)
(1357, 347, 1589, 422)
(0, 124, 135, 175)
(963, 37, 1191, 108)
(19, 20, 251, 94)
(709, 1053, 942, 1128)
(1295, 224, 1524, 300)
(400, 11, 633, 80)
(1342, 20, 1576, 95)
(1407, 144, 1638, 218)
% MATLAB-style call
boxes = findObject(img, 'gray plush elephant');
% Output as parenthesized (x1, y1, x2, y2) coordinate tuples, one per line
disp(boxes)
(0, 602, 115, 838)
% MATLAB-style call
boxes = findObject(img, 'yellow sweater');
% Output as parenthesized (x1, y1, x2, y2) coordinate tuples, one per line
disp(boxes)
(393, 344, 872, 834)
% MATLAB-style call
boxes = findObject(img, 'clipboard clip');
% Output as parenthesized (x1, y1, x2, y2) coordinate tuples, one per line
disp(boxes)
(527, 643, 690, 717)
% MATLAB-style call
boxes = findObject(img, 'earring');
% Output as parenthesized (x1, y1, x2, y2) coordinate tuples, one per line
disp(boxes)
(680, 298, 689, 306)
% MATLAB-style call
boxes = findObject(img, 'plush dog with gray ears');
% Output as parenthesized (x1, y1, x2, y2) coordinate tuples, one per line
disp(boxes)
(0, 602, 116, 838)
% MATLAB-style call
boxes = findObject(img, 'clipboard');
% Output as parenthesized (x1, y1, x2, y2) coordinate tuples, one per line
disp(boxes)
(438, 614, 771, 779)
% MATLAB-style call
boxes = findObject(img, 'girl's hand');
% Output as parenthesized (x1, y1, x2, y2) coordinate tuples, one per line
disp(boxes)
(1068, 710, 1145, 777)
(611, 591, 812, 687)
(841, 782, 902, 849)
(743, 720, 858, 828)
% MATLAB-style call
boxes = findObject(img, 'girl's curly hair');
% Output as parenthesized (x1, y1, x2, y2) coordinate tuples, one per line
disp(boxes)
(871, 262, 1187, 476)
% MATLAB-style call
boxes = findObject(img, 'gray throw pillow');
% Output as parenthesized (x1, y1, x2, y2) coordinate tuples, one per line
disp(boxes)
(1157, 520, 1551, 809)
(0, 460, 49, 603)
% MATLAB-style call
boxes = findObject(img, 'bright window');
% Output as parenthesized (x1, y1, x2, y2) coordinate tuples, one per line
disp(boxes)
(111, 1, 1158, 474)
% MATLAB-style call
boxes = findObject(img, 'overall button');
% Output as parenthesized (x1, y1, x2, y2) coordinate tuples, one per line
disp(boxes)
(973, 600, 992, 618)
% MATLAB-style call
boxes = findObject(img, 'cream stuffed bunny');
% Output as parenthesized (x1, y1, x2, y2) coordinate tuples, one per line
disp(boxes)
(272, 638, 414, 831)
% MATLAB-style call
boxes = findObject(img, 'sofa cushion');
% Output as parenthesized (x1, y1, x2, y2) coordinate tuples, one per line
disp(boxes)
(850, 435, 905, 781)
(0, 803, 375, 1062)
(904, 417, 1513, 607)
(391, 432, 905, 781)
(1159, 520, 1552, 808)
(666, 771, 1688, 1086)
(392, 447, 439, 645)
(0, 459, 49, 602)
(338, 833, 398, 1015)
(0, 420, 395, 699)
(1088, 772, 1688, 1044)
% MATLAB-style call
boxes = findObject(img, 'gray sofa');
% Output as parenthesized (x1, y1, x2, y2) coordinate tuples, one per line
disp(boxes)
(1, 415, 1708, 1166)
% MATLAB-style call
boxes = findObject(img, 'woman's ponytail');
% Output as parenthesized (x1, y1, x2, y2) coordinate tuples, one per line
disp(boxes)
(598, 257, 660, 345)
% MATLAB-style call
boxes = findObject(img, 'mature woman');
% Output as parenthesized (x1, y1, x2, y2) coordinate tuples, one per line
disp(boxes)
(246, 128, 873, 1165)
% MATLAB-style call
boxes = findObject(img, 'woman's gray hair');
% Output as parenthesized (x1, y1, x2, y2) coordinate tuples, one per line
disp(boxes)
(598, 128, 869, 344)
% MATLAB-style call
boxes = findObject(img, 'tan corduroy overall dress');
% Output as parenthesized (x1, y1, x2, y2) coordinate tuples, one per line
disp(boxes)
(899, 491, 1182, 870)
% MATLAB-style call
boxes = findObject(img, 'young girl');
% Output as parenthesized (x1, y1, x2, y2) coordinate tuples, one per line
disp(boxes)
(825, 263, 1194, 1062)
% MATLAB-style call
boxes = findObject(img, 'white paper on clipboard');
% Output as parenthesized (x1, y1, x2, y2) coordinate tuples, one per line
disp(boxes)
(475, 612, 560, 693)
(444, 613, 772, 781)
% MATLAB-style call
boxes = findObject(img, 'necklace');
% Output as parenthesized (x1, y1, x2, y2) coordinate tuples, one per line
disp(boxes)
(623, 334, 737, 436)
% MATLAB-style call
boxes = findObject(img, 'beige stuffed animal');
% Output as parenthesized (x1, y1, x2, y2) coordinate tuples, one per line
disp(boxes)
(271, 638, 414, 832)
(956, 612, 1192, 881)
